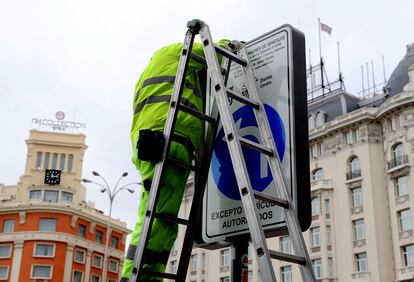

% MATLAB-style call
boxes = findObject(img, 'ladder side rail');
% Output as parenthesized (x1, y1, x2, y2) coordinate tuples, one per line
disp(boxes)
(198, 22, 276, 282)
(175, 56, 231, 280)
(130, 29, 197, 281)
(238, 47, 316, 281)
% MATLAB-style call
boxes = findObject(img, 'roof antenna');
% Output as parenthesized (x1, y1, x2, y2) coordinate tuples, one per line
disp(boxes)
(361, 65, 365, 98)
(371, 60, 376, 94)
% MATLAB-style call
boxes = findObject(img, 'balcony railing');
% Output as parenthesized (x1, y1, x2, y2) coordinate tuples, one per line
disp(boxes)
(346, 170, 361, 180)
(388, 155, 409, 170)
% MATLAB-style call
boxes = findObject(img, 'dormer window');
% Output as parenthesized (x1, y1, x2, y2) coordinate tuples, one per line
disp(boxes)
(316, 112, 325, 127)
(309, 115, 315, 129)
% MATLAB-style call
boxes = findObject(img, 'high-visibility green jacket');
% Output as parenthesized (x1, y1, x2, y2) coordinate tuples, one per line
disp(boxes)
(131, 40, 230, 169)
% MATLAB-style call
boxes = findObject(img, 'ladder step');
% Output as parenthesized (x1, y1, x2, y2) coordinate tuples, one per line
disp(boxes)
(154, 212, 189, 226)
(190, 52, 207, 66)
(253, 190, 289, 209)
(178, 104, 216, 124)
(226, 88, 260, 109)
(239, 137, 274, 156)
(141, 269, 178, 280)
(214, 44, 247, 66)
(269, 250, 306, 265)
(166, 158, 199, 172)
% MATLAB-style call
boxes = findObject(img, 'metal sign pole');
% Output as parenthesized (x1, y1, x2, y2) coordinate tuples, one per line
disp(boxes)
(232, 237, 249, 282)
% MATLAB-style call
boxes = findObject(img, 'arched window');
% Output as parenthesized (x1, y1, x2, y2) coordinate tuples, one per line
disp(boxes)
(393, 143, 406, 167)
(68, 154, 74, 172)
(316, 112, 325, 127)
(44, 153, 50, 170)
(308, 115, 315, 129)
(51, 153, 58, 169)
(348, 157, 361, 179)
(60, 154, 66, 170)
(313, 168, 324, 181)
(36, 152, 42, 169)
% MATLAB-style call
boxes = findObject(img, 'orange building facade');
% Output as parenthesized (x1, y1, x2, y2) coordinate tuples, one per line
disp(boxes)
(0, 129, 131, 281)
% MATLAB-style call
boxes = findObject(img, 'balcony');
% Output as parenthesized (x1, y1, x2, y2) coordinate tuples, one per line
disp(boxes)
(351, 271, 371, 281)
(311, 179, 333, 191)
(397, 266, 414, 281)
(388, 155, 409, 170)
(346, 170, 361, 181)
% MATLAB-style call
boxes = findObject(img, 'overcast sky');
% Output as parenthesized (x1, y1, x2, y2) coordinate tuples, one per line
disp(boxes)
(1, 0, 413, 241)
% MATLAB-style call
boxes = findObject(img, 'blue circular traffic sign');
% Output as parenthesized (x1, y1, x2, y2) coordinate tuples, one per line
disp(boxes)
(211, 104, 286, 200)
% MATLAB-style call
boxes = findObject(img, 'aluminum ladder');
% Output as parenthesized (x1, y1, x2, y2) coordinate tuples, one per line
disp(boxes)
(130, 19, 316, 282)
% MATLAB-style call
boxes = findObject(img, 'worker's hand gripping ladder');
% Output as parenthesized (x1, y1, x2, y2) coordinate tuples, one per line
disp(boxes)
(130, 19, 316, 282)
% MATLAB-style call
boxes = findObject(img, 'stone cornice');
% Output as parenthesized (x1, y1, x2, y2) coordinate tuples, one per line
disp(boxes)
(0, 203, 131, 233)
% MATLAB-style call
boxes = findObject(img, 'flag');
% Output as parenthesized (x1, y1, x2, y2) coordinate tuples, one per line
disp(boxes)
(320, 22, 332, 35)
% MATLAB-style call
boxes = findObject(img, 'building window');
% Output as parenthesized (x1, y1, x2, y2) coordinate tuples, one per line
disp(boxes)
(351, 187, 363, 207)
(327, 225, 332, 245)
(44, 190, 59, 203)
(312, 168, 324, 181)
(403, 244, 414, 266)
(60, 191, 73, 202)
(109, 259, 118, 273)
(344, 131, 352, 146)
(91, 275, 100, 282)
(95, 231, 103, 244)
(73, 270, 83, 282)
(2, 220, 15, 233)
(328, 257, 334, 278)
(34, 243, 55, 257)
(248, 270, 253, 281)
(347, 157, 361, 179)
(92, 254, 103, 268)
(111, 236, 119, 249)
(280, 236, 291, 254)
(171, 260, 177, 274)
(78, 224, 86, 238)
(74, 249, 86, 264)
(388, 118, 394, 131)
(0, 245, 11, 258)
(29, 190, 42, 200)
(325, 199, 330, 214)
(31, 265, 52, 279)
(68, 154, 74, 172)
(393, 143, 406, 166)
(36, 152, 42, 169)
(355, 252, 368, 272)
(396, 113, 404, 128)
(191, 254, 198, 271)
(202, 253, 206, 270)
(316, 112, 324, 127)
(39, 218, 57, 232)
(221, 277, 230, 282)
(311, 196, 320, 216)
(353, 219, 365, 240)
(221, 248, 230, 267)
(353, 128, 361, 143)
(60, 154, 66, 170)
(396, 176, 408, 197)
(311, 227, 321, 247)
(51, 153, 58, 169)
(399, 209, 412, 231)
(0, 266, 8, 280)
(312, 259, 322, 278)
(281, 265, 292, 282)
(318, 142, 325, 156)
(44, 152, 50, 169)
(308, 115, 315, 129)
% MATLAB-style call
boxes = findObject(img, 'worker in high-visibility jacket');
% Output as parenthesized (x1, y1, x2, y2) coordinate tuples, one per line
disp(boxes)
(121, 39, 230, 282)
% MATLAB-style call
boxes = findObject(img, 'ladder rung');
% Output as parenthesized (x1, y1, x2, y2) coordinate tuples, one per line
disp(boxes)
(190, 52, 207, 66)
(178, 104, 216, 123)
(166, 158, 198, 172)
(253, 190, 289, 209)
(226, 88, 259, 109)
(269, 250, 306, 265)
(154, 212, 189, 226)
(214, 44, 247, 66)
(239, 137, 273, 156)
(141, 269, 178, 280)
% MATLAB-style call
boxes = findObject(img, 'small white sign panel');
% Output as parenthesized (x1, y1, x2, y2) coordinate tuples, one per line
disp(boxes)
(202, 26, 296, 243)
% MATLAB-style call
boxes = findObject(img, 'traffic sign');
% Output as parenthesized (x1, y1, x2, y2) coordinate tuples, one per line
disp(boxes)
(198, 25, 310, 245)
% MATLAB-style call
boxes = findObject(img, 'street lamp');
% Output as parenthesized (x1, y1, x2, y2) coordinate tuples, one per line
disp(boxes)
(82, 171, 141, 282)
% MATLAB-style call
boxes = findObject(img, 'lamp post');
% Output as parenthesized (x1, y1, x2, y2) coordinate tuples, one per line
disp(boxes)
(82, 171, 140, 282)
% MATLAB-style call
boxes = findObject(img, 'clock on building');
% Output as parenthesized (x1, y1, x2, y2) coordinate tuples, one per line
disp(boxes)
(44, 169, 61, 185)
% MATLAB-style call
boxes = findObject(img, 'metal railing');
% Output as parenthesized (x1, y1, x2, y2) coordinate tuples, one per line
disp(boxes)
(346, 170, 361, 180)
(388, 155, 409, 170)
